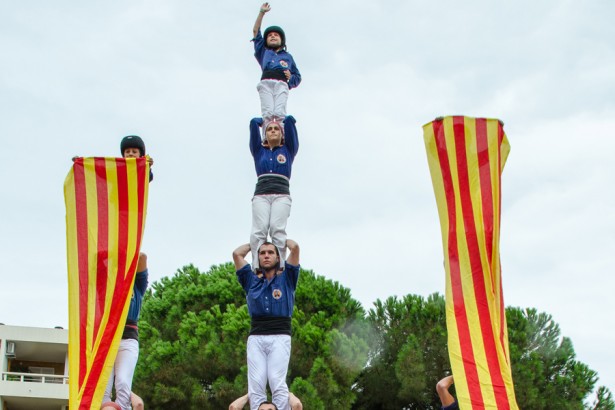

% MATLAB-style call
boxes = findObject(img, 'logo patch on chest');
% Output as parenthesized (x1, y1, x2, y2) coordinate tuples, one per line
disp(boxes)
(280, 60, 289, 68)
(272, 289, 283, 300)
(277, 154, 287, 164)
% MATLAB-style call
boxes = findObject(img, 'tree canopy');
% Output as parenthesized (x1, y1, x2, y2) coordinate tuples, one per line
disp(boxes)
(132, 263, 371, 409)
(132, 264, 613, 410)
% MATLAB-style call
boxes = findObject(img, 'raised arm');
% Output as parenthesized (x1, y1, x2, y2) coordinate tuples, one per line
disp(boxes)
(436, 375, 456, 407)
(233, 243, 251, 271)
(229, 394, 249, 410)
(283, 115, 298, 157)
(252, 3, 270, 38)
(286, 239, 300, 266)
(250, 117, 264, 156)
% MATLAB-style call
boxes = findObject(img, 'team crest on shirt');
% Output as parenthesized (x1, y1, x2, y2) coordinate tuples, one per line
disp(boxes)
(280, 60, 289, 68)
(277, 154, 287, 164)
(272, 289, 283, 300)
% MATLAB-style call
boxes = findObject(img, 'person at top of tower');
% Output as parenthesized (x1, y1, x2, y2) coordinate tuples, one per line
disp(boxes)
(252, 2, 301, 127)
(249, 116, 298, 271)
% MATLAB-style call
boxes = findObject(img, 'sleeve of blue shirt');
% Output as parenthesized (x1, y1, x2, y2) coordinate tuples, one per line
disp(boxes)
(287, 57, 301, 89)
(283, 116, 299, 158)
(252, 30, 266, 68)
(284, 263, 300, 290)
(236, 264, 254, 293)
(250, 117, 264, 157)
(134, 269, 148, 294)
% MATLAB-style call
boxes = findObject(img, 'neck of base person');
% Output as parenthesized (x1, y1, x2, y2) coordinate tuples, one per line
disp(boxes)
(263, 266, 277, 280)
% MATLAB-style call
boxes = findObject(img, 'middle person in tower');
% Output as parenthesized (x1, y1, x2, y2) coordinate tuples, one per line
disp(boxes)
(249, 116, 298, 271)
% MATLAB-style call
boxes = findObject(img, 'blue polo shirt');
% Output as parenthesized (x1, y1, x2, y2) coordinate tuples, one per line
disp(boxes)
(236, 263, 300, 319)
(250, 116, 299, 180)
(253, 30, 302, 89)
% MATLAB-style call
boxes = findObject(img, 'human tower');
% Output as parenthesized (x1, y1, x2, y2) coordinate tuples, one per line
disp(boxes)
(229, 3, 304, 410)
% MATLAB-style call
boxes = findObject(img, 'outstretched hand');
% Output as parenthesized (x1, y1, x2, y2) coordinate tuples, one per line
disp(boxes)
(260, 2, 271, 13)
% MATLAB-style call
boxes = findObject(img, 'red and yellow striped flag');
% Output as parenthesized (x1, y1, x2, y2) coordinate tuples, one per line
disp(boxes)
(64, 157, 149, 410)
(423, 116, 518, 409)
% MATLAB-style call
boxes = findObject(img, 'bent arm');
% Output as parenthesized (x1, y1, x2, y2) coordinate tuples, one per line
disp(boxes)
(283, 115, 298, 157)
(286, 239, 300, 266)
(436, 375, 456, 406)
(131, 393, 144, 410)
(289, 392, 303, 410)
(229, 394, 249, 410)
(250, 117, 264, 156)
(233, 243, 251, 270)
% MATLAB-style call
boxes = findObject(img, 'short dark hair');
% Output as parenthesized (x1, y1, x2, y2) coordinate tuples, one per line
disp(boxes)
(259, 241, 280, 257)
(258, 401, 278, 410)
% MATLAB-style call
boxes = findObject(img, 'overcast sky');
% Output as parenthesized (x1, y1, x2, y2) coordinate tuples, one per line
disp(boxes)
(1, 0, 614, 395)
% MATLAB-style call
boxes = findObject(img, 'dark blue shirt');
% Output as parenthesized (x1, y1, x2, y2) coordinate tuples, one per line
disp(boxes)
(442, 401, 459, 410)
(127, 269, 148, 322)
(250, 116, 299, 180)
(236, 263, 300, 318)
(253, 30, 301, 89)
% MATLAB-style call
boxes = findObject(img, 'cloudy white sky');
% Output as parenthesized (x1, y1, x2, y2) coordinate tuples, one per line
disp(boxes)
(1, 0, 614, 394)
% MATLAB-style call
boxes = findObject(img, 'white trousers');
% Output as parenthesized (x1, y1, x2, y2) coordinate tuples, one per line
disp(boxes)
(247, 335, 291, 410)
(257, 79, 289, 122)
(251, 194, 291, 269)
(103, 338, 139, 410)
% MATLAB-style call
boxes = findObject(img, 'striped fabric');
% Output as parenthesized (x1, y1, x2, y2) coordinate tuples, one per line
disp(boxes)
(423, 116, 518, 409)
(64, 157, 149, 409)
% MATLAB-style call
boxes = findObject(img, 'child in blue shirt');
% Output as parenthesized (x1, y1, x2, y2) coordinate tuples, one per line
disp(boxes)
(252, 2, 301, 132)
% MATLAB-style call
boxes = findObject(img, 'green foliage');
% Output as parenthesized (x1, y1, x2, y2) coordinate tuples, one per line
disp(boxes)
(590, 386, 615, 410)
(353, 293, 449, 410)
(132, 262, 612, 409)
(352, 296, 611, 410)
(133, 263, 371, 409)
(506, 307, 608, 410)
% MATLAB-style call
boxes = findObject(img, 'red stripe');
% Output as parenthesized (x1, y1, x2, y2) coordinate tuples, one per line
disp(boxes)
(432, 119, 485, 408)
(475, 119, 494, 271)
(452, 117, 509, 409)
(72, 159, 89, 388)
(94, 158, 109, 342)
